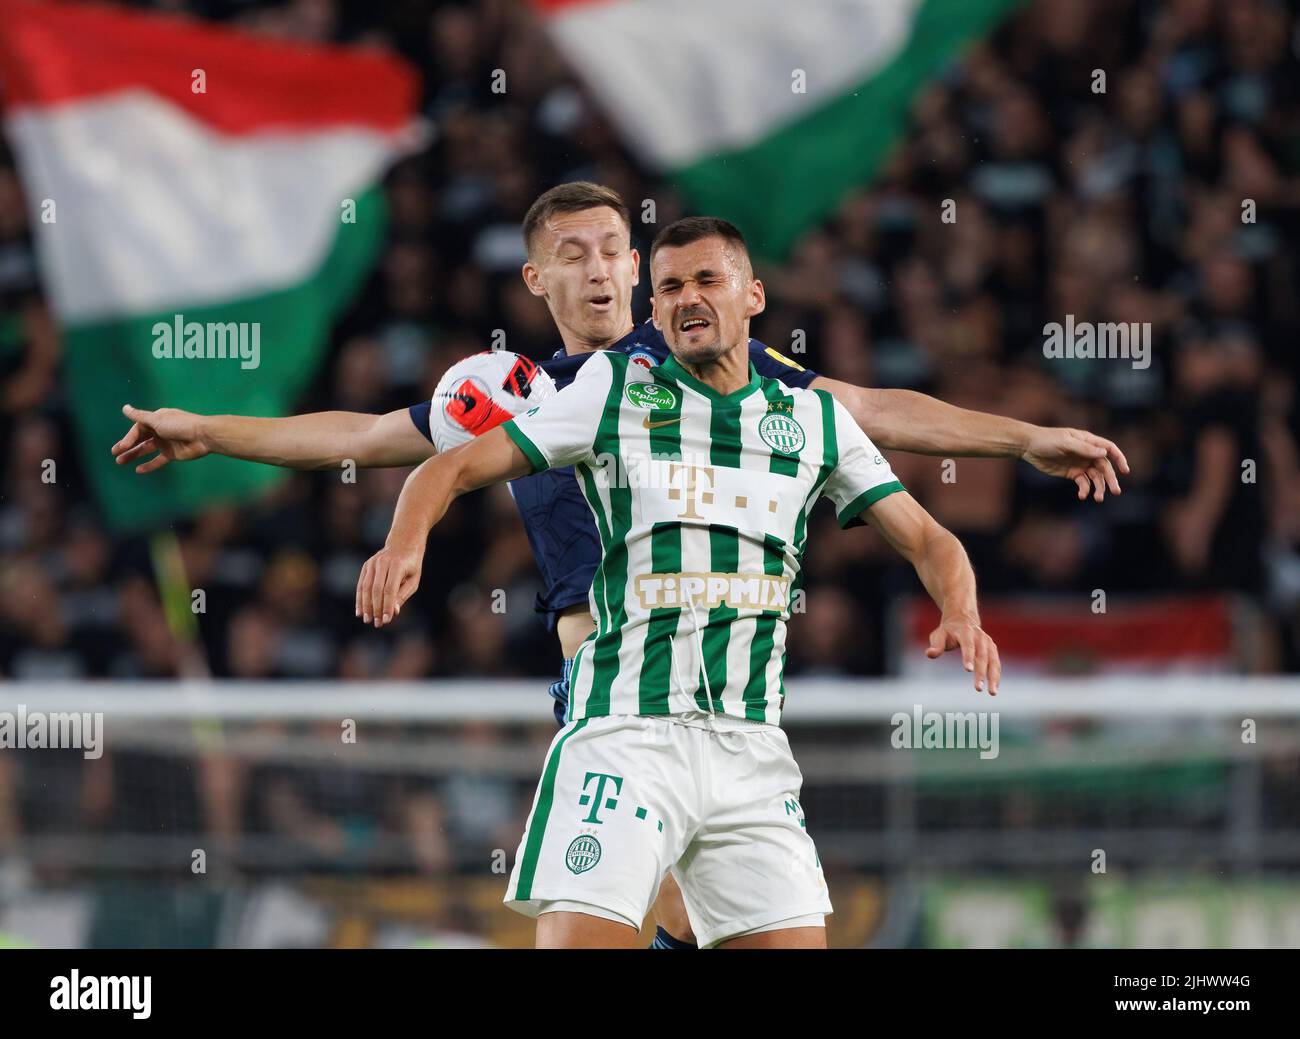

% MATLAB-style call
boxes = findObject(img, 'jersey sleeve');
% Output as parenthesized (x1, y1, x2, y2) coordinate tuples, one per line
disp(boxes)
(819, 393, 906, 528)
(408, 400, 434, 444)
(502, 350, 615, 472)
(748, 339, 818, 388)
(538, 350, 593, 387)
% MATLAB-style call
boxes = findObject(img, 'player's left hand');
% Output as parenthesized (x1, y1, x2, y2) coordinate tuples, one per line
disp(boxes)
(356, 543, 424, 628)
(111, 404, 210, 473)
(1022, 427, 1129, 502)
(926, 613, 1000, 695)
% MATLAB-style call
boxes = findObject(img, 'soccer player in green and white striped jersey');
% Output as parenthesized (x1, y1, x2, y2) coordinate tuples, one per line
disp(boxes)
(358, 216, 999, 949)
(503, 332, 906, 725)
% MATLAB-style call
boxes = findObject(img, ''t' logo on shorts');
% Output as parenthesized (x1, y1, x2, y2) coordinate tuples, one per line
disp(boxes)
(577, 771, 622, 824)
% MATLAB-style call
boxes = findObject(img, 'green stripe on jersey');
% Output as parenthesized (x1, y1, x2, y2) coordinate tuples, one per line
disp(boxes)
(638, 365, 686, 713)
(700, 525, 739, 712)
(759, 380, 801, 477)
(584, 354, 634, 716)
(575, 463, 613, 626)
(793, 389, 840, 557)
(698, 393, 747, 711)
(707, 392, 743, 469)
(742, 532, 787, 720)
(787, 389, 843, 637)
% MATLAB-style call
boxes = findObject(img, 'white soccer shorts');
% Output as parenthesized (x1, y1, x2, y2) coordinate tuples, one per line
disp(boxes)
(504, 712, 832, 948)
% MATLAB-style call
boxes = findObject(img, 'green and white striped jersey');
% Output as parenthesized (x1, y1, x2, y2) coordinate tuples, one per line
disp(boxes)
(503, 350, 905, 725)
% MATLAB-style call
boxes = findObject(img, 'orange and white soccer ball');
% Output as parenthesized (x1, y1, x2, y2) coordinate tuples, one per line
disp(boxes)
(428, 350, 556, 453)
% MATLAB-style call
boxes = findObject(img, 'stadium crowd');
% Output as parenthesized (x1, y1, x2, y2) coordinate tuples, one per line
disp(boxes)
(1, 0, 1299, 900)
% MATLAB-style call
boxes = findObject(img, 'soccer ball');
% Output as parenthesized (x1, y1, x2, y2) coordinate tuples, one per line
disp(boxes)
(427, 350, 556, 453)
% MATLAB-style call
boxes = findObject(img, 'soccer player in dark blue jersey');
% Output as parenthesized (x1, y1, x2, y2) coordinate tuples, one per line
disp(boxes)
(111, 181, 1128, 948)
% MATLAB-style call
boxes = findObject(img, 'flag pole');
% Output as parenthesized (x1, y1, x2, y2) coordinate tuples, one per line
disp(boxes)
(148, 529, 210, 681)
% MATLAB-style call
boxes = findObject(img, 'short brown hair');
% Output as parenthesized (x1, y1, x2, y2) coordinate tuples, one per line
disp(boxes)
(522, 181, 631, 258)
(649, 216, 749, 268)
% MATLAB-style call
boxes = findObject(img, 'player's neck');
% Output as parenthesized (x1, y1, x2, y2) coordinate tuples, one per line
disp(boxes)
(559, 315, 635, 356)
(671, 342, 751, 396)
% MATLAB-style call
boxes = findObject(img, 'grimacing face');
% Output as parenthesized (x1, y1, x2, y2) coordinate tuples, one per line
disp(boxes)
(521, 207, 638, 348)
(650, 236, 764, 367)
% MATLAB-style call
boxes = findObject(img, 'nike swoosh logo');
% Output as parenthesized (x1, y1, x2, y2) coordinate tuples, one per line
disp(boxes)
(642, 415, 681, 430)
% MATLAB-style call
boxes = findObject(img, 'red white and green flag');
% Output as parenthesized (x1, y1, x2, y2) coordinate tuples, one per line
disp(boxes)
(534, 0, 1019, 257)
(0, 0, 420, 531)
(901, 596, 1237, 676)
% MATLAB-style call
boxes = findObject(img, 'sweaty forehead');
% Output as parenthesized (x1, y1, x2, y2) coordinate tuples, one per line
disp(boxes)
(652, 238, 748, 282)
(540, 209, 628, 250)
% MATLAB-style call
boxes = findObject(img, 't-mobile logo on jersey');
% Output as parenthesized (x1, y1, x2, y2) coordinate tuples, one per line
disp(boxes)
(636, 461, 798, 536)
(666, 461, 715, 520)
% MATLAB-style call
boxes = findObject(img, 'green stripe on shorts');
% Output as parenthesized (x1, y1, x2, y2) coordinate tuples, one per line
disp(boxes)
(514, 718, 589, 900)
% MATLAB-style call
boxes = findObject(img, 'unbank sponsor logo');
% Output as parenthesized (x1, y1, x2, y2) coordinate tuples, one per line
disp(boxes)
(624, 382, 678, 410)
(635, 571, 791, 612)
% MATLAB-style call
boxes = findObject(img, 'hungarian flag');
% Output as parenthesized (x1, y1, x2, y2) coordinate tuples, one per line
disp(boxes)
(536, 0, 1018, 257)
(0, 0, 420, 531)
(900, 596, 1237, 677)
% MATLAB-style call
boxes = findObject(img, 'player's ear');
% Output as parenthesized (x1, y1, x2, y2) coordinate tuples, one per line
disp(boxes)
(650, 291, 661, 330)
(630, 247, 640, 288)
(747, 277, 766, 319)
(521, 261, 547, 299)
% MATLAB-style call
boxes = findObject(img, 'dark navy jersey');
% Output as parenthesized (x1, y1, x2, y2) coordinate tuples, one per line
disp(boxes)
(409, 321, 819, 630)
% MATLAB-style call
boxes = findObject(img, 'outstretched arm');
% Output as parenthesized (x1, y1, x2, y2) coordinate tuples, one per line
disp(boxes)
(111, 404, 436, 472)
(357, 426, 532, 627)
(811, 376, 1129, 502)
(864, 490, 1000, 696)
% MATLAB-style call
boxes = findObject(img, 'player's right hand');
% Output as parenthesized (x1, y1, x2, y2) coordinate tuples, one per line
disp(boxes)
(111, 405, 209, 473)
(1022, 426, 1129, 502)
(926, 613, 1000, 696)
(356, 544, 423, 628)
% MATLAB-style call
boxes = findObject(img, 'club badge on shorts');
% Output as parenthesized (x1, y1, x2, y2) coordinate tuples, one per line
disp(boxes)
(565, 835, 602, 874)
